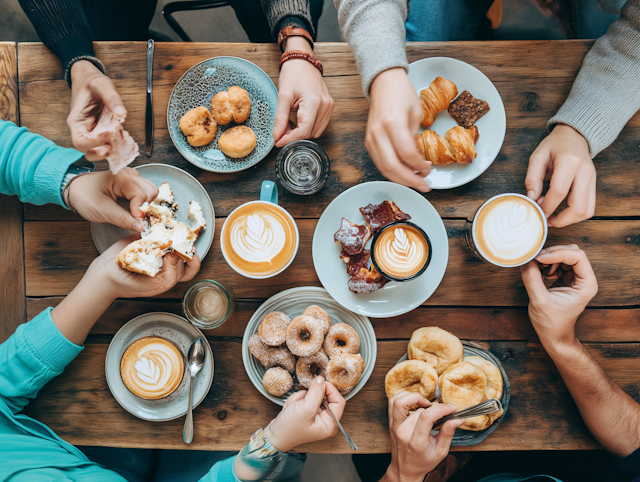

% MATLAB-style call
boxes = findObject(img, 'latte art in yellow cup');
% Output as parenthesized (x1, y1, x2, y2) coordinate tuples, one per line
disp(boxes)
(120, 336, 185, 400)
(372, 221, 431, 281)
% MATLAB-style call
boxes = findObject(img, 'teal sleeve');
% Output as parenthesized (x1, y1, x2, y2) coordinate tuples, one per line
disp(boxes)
(0, 308, 83, 414)
(198, 456, 239, 482)
(0, 120, 84, 207)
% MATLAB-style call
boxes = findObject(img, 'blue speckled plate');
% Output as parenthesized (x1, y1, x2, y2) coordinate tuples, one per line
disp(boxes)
(168, 57, 278, 173)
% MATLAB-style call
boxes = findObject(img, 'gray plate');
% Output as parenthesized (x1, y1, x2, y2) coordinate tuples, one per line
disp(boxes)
(91, 163, 214, 258)
(105, 312, 214, 422)
(398, 341, 510, 446)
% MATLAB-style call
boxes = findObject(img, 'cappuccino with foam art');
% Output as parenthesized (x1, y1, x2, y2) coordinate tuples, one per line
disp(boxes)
(120, 336, 185, 400)
(472, 194, 547, 267)
(372, 221, 431, 281)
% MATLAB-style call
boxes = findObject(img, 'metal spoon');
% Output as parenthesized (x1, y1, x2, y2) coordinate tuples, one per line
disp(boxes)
(322, 398, 357, 450)
(183, 338, 205, 444)
(432, 398, 502, 430)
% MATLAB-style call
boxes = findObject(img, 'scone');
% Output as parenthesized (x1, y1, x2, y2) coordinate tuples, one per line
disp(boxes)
(218, 126, 256, 158)
(210, 86, 251, 125)
(179, 106, 217, 147)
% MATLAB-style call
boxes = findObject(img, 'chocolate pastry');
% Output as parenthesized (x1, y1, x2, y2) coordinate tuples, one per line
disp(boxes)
(447, 91, 490, 129)
(340, 249, 371, 276)
(334, 217, 371, 256)
(359, 201, 411, 234)
(347, 264, 389, 294)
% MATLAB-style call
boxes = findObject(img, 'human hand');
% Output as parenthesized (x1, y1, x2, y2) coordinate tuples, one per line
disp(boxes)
(366, 68, 431, 192)
(68, 168, 159, 232)
(68, 60, 127, 160)
(265, 376, 346, 452)
(382, 392, 461, 482)
(273, 37, 334, 147)
(525, 124, 596, 228)
(87, 233, 201, 300)
(520, 245, 598, 348)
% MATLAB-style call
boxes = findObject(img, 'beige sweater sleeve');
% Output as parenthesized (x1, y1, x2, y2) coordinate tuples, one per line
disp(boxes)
(548, 0, 640, 158)
(334, 0, 409, 97)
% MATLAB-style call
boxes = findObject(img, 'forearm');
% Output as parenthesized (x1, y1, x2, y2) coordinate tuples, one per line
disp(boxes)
(232, 428, 287, 481)
(545, 337, 640, 457)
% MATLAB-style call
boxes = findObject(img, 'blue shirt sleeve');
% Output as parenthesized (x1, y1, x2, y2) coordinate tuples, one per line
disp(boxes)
(0, 120, 84, 207)
(198, 456, 239, 482)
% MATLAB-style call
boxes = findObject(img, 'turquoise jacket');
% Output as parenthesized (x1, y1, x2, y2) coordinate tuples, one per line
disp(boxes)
(0, 120, 236, 481)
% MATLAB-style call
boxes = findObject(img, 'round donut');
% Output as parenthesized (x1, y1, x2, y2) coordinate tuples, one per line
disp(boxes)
(179, 106, 217, 147)
(296, 350, 329, 389)
(324, 323, 360, 356)
(248, 333, 296, 372)
(407, 326, 464, 375)
(258, 311, 291, 346)
(325, 353, 365, 395)
(262, 367, 293, 397)
(285, 315, 324, 357)
(218, 126, 256, 158)
(302, 305, 331, 335)
(210, 86, 251, 125)
(438, 361, 487, 412)
(384, 360, 438, 400)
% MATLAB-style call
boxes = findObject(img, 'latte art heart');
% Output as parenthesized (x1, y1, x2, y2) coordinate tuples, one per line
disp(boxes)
(231, 213, 286, 264)
(374, 225, 429, 279)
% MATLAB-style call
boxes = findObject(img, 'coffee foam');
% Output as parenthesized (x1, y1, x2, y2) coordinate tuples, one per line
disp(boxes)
(120, 336, 184, 400)
(222, 202, 298, 277)
(374, 226, 429, 278)
(475, 195, 545, 266)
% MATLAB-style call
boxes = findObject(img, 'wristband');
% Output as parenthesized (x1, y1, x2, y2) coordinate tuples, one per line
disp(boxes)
(61, 161, 94, 210)
(279, 50, 323, 76)
(277, 26, 314, 53)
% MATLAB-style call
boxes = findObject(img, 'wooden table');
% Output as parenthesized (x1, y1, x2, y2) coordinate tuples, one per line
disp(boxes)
(2, 40, 639, 453)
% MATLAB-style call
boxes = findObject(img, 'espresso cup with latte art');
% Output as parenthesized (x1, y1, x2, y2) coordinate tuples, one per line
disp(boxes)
(371, 221, 432, 281)
(221, 181, 299, 279)
(120, 336, 185, 400)
(468, 193, 548, 267)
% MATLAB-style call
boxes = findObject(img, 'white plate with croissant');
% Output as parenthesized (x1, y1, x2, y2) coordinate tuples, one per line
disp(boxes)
(408, 57, 506, 189)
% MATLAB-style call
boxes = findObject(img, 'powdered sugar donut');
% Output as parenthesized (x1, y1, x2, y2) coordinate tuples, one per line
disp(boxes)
(248, 333, 296, 372)
(324, 323, 360, 356)
(302, 305, 331, 335)
(296, 350, 329, 389)
(262, 367, 293, 397)
(325, 353, 365, 395)
(285, 315, 324, 357)
(258, 311, 291, 346)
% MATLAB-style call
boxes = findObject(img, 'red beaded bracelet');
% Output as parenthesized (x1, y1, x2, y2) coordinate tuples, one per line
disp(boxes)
(279, 50, 324, 76)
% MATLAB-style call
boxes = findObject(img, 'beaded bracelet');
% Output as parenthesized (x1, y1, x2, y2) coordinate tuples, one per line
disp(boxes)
(279, 50, 324, 76)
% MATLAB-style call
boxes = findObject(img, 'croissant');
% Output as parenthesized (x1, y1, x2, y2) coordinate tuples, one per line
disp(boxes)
(416, 126, 479, 165)
(420, 77, 458, 127)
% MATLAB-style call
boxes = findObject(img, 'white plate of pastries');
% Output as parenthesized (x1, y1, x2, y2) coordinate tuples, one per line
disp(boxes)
(385, 326, 510, 445)
(242, 287, 377, 406)
(408, 57, 506, 189)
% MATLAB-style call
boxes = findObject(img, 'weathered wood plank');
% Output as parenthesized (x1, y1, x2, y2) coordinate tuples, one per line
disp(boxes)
(29, 338, 640, 452)
(23, 219, 640, 306)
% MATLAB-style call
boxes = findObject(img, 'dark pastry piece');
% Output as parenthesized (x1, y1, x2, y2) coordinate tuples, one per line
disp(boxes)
(447, 91, 490, 129)
(334, 217, 371, 256)
(359, 201, 411, 234)
(347, 264, 389, 294)
(340, 249, 371, 276)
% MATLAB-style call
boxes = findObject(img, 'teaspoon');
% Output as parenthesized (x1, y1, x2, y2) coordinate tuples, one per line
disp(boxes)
(183, 338, 205, 444)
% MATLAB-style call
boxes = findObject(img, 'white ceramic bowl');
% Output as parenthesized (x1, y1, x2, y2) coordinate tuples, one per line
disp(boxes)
(242, 287, 377, 406)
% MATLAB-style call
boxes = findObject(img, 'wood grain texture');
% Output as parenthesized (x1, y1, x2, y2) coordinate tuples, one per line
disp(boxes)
(0, 42, 18, 124)
(18, 41, 640, 220)
(24, 219, 640, 306)
(28, 338, 640, 453)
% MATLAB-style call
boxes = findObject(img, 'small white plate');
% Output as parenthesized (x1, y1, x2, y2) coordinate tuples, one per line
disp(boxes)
(312, 181, 449, 318)
(91, 164, 214, 259)
(105, 312, 214, 422)
(408, 57, 506, 189)
(242, 287, 376, 406)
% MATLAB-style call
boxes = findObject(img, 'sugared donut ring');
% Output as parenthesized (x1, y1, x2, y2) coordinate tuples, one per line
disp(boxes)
(324, 323, 360, 356)
(302, 305, 331, 335)
(248, 333, 296, 372)
(258, 311, 291, 346)
(384, 360, 438, 400)
(179, 106, 217, 147)
(325, 353, 365, 395)
(296, 350, 329, 389)
(285, 315, 324, 357)
(407, 326, 464, 375)
(262, 367, 293, 397)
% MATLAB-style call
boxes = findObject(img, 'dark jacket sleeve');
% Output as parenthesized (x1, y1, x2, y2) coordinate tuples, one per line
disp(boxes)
(17, 0, 106, 85)
(608, 447, 640, 482)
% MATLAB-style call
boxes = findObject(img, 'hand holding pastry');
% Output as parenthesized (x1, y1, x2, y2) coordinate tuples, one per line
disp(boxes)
(273, 36, 334, 147)
(520, 245, 598, 349)
(265, 376, 345, 452)
(525, 124, 596, 227)
(381, 392, 461, 482)
(67, 168, 159, 233)
(367, 68, 431, 192)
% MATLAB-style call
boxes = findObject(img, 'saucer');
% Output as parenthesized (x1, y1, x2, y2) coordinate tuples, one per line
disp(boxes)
(105, 312, 214, 422)
(312, 181, 449, 318)
(408, 57, 506, 189)
(91, 163, 214, 258)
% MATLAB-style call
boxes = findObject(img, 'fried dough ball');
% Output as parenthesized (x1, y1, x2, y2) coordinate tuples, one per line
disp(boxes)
(218, 126, 257, 158)
(407, 326, 464, 375)
(179, 106, 217, 147)
(210, 86, 251, 125)
(384, 360, 437, 400)
(248, 333, 296, 372)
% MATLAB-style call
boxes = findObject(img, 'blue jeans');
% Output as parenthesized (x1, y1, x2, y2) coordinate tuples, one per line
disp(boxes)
(405, 0, 625, 41)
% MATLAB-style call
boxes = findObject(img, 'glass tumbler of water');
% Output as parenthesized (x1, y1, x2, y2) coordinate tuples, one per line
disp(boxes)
(182, 280, 236, 329)
(275, 140, 330, 195)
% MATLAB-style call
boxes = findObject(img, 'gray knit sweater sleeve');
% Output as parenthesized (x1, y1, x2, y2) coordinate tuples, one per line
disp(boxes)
(260, 0, 315, 38)
(548, 0, 640, 158)
(334, 0, 409, 97)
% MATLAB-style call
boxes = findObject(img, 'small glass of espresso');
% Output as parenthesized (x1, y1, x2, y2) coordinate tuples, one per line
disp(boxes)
(182, 280, 236, 329)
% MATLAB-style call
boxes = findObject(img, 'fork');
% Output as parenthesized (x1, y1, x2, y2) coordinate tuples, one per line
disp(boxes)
(322, 398, 357, 450)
